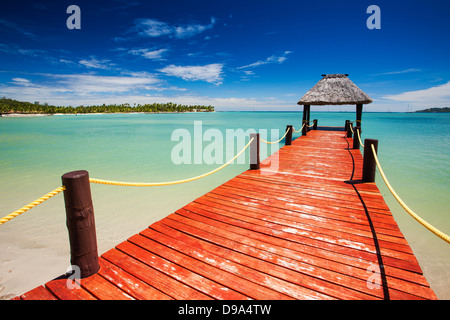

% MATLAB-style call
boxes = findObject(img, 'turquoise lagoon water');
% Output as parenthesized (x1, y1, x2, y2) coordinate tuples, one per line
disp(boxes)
(0, 111, 449, 299)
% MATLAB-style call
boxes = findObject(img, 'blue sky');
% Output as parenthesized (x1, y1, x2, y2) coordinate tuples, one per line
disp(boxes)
(0, 0, 449, 111)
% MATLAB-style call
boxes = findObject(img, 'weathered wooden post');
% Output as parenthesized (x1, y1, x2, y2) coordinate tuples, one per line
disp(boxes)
(302, 120, 308, 136)
(362, 139, 378, 182)
(353, 126, 361, 149)
(285, 125, 293, 146)
(249, 133, 260, 170)
(345, 120, 352, 138)
(356, 104, 363, 129)
(313, 119, 318, 130)
(62, 170, 99, 278)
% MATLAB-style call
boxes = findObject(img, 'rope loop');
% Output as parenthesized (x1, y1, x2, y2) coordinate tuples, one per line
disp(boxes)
(259, 128, 289, 144)
(293, 123, 306, 133)
(371, 144, 450, 244)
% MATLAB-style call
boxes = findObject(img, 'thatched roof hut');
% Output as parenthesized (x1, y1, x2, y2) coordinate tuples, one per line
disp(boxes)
(297, 74, 372, 130)
(297, 74, 372, 106)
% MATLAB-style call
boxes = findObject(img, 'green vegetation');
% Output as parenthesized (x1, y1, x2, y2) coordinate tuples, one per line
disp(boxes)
(0, 97, 214, 114)
(415, 107, 450, 113)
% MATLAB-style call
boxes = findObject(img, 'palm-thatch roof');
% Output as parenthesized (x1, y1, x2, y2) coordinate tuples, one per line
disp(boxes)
(297, 74, 372, 105)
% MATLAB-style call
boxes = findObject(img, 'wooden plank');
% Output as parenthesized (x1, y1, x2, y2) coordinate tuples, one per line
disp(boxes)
(166, 211, 431, 289)
(125, 234, 298, 299)
(45, 278, 97, 300)
(102, 248, 212, 300)
(80, 273, 135, 300)
(19, 285, 57, 300)
(97, 257, 173, 300)
(149, 220, 379, 299)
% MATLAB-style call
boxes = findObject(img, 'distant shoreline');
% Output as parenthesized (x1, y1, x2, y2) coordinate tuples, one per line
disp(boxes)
(0, 111, 215, 117)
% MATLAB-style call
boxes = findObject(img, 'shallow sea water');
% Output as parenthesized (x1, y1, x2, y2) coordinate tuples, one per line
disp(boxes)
(0, 111, 448, 299)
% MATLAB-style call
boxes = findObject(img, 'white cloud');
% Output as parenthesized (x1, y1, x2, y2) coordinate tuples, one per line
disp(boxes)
(79, 57, 113, 69)
(133, 17, 216, 39)
(0, 73, 162, 104)
(11, 78, 32, 86)
(128, 48, 168, 60)
(237, 51, 292, 69)
(374, 68, 421, 76)
(158, 63, 224, 84)
(383, 81, 450, 105)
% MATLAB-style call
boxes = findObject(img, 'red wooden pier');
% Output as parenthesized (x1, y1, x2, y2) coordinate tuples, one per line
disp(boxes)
(15, 128, 437, 300)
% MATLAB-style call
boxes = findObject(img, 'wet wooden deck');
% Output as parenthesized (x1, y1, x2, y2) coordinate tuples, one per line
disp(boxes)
(15, 129, 437, 300)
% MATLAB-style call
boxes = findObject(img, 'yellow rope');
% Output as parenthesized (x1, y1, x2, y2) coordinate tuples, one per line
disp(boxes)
(307, 120, 316, 128)
(348, 123, 355, 134)
(356, 127, 365, 148)
(293, 123, 306, 133)
(259, 129, 289, 144)
(371, 144, 450, 244)
(0, 186, 66, 226)
(89, 137, 254, 187)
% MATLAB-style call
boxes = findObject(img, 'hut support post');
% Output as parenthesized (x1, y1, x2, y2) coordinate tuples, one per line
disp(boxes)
(302, 105, 309, 136)
(356, 104, 363, 128)
(285, 125, 293, 146)
(362, 139, 378, 182)
(249, 133, 260, 170)
(306, 105, 311, 131)
(62, 170, 100, 279)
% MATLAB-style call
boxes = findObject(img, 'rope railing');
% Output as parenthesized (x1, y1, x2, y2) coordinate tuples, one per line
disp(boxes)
(293, 123, 305, 133)
(371, 144, 450, 244)
(307, 120, 317, 128)
(259, 128, 289, 144)
(89, 137, 254, 187)
(349, 123, 365, 148)
(0, 137, 254, 225)
(0, 186, 66, 226)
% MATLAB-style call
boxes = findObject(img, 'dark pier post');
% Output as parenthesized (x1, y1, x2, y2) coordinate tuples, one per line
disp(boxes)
(353, 126, 361, 149)
(345, 120, 352, 138)
(285, 125, 293, 146)
(362, 139, 378, 182)
(62, 170, 99, 278)
(356, 104, 363, 129)
(302, 105, 309, 136)
(249, 133, 260, 170)
(313, 119, 318, 130)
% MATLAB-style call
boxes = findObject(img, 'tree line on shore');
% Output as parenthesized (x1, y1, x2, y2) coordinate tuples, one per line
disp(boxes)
(0, 97, 215, 114)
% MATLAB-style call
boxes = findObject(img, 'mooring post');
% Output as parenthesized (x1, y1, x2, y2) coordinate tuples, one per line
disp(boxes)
(302, 120, 308, 136)
(345, 120, 352, 138)
(62, 170, 99, 278)
(313, 119, 318, 130)
(285, 125, 293, 146)
(353, 126, 361, 149)
(362, 139, 378, 182)
(249, 133, 260, 170)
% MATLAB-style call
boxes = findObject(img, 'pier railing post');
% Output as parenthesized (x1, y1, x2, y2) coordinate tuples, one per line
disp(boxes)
(362, 139, 378, 182)
(353, 126, 361, 149)
(285, 125, 293, 146)
(313, 119, 318, 130)
(345, 120, 352, 138)
(62, 170, 99, 278)
(302, 120, 307, 136)
(249, 133, 260, 170)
